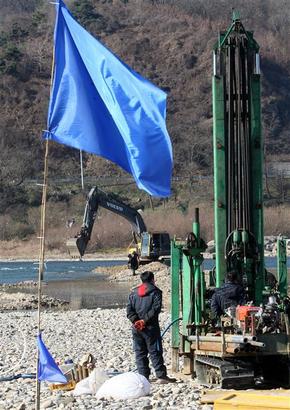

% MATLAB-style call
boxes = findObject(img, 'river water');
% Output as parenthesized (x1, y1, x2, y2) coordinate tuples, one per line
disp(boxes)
(0, 260, 131, 309)
(1, 257, 288, 284)
(0, 260, 126, 284)
(0, 257, 289, 309)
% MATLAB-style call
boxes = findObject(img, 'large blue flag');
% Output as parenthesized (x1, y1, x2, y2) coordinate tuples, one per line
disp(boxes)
(37, 334, 67, 383)
(43, 0, 172, 197)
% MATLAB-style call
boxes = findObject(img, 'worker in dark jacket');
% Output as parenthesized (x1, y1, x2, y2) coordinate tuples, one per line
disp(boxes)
(211, 271, 245, 317)
(127, 271, 174, 384)
(130, 251, 139, 276)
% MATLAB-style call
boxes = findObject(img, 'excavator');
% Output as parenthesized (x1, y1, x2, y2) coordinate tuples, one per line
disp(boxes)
(170, 12, 290, 389)
(66, 186, 170, 263)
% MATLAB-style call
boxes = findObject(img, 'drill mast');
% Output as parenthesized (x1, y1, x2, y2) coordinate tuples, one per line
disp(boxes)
(170, 12, 290, 388)
(213, 12, 264, 303)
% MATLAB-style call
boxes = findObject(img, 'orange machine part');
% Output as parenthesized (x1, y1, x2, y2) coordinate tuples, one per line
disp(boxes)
(236, 306, 260, 321)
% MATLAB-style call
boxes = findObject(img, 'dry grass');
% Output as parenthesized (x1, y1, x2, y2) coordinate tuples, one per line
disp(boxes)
(144, 203, 214, 241)
(264, 205, 290, 236)
(0, 179, 289, 260)
(2, 203, 289, 259)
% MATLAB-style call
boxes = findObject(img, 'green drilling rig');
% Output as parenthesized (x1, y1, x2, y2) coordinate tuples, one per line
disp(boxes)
(170, 12, 290, 388)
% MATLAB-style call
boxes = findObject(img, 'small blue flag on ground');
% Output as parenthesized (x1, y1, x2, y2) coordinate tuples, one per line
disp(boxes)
(43, 0, 173, 197)
(37, 334, 67, 383)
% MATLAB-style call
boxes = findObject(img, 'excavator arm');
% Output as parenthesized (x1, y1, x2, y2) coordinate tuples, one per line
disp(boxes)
(66, 186, 147, 258)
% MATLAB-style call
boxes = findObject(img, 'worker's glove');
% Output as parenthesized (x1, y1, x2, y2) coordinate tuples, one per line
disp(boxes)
(134, 320, 146, 331)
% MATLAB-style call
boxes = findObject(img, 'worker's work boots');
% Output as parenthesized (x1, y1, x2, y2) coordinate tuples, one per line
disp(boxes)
(155, 375, 176, 384)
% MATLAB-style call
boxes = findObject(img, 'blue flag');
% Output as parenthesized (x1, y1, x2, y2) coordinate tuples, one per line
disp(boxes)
(37, 334, 67, 383)
(43, 0, 173, 197)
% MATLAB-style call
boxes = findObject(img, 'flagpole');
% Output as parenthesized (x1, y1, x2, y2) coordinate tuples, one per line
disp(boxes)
(35, 19, 56, 410)
(35, 139, 49, 410)
(80, 150, 84, 190)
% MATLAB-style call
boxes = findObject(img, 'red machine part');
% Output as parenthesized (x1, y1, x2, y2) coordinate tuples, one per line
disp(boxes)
(236, 306, 261, 321)
(235, 306, 262, 334)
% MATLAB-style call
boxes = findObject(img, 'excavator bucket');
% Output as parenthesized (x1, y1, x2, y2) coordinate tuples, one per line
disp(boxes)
(66, 236, 87, 258)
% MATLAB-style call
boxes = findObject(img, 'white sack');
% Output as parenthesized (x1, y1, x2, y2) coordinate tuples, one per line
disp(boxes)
(96, 372, 150, 400)
(73, 368, 108, 396)
(89, 368, 109, 394)
(73, 377, 91, 396)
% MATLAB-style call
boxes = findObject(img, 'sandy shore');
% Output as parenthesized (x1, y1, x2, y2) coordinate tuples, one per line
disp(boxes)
(0, 239, 128, 262)
(0, 235, 282, 262)
(0, 237, 214, 262)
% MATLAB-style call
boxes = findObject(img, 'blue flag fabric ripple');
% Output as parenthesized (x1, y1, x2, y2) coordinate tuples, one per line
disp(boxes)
(43, 0, 172, 197)
(37, 334, 67, 383)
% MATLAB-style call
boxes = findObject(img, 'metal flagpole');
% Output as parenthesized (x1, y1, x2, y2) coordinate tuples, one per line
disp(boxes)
(80, 150, 84, 190)
(35, 17, 56, 410)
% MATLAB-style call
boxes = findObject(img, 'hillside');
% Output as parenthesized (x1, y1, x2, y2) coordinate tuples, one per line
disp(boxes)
(1, 0, 290, 245)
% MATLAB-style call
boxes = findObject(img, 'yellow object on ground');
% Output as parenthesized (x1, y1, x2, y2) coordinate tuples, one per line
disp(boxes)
(214, 392, 290, 410)
(49, 380, 76, 391)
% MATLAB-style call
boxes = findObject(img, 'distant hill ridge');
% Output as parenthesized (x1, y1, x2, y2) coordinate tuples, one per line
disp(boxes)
(0, 0, 290, 214)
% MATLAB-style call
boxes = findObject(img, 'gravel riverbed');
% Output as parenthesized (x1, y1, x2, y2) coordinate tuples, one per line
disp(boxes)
(94, 261, 171, 308)
(1, 259, 289, 409)
(0, 308, 209, 410)
(0, 291, 69, 311)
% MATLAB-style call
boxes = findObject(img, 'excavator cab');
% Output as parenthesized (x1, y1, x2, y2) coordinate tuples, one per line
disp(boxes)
(140, 232, 170, 263)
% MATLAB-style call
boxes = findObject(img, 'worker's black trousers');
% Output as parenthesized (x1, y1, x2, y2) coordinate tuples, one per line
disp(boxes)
(132, 326, 167, 379)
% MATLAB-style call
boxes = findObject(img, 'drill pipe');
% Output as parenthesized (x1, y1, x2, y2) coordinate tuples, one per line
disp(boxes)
(190, 340, 244, 354)
(187, 335, 257, 343)
(246, 340, 265, 347)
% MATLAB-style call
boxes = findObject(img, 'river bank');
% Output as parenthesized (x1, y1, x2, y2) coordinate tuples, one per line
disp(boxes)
(0, 291, 69, 311)
(1, 258, 289, 312)
(0, 239, 128, 261)
(0, 260, 289, 408)
(1, 234, 287, 261)
(0, 309, 206, 410)
(0, 261, 206, 409)
(94, 262, 172, 308)
(0, 262, 166, 311)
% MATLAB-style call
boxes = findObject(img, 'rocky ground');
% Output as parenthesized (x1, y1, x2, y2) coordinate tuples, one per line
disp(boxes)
(0, 257, 205, 409)
(0, 291, 69, 311)
(0, 309, 210, 410)
(0, 252, 289, 409)
(0, 279, 69, 311)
